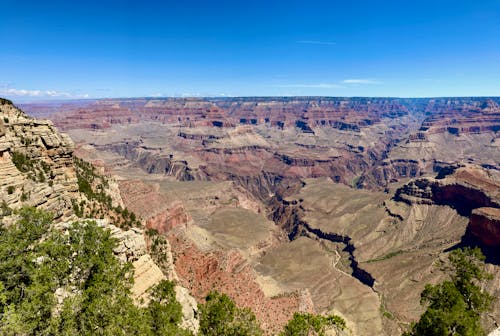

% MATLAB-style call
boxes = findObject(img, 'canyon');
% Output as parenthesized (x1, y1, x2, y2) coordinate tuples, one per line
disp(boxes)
(10, 96, 500, 335)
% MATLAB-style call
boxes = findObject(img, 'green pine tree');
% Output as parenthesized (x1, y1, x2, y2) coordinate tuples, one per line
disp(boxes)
(403, 247, 493, 336)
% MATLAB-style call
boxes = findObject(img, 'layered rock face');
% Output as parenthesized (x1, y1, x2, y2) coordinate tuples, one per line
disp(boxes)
(0, 99, 78, 219)
(419, 98, 500, 135)
(21, 97, 416, 131)
(19, 96, 500, 335)
(20, 96, 500, 192)
(394, 165, 500, 246)
(0, 99, 200, 334)
(470, 207, 500, 247)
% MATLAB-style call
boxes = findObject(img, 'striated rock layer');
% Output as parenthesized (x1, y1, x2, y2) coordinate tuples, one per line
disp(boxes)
(0, 98, 200, 334)
(0, 98, 78, 220)
(18, 96, 500, 335)
(394, 165, 500, 247)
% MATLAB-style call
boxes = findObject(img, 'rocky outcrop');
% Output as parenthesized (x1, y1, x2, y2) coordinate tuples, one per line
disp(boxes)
(0, 99, 79, 220)
(420, 98, 500, 135)
(167, 227, 314, 335)
(146, 202, 192, 234)
(394, 165, 500, 247)
(0, 99, 200, 334)
(98, 142, 203, 181)
(470, 207, 500, 247)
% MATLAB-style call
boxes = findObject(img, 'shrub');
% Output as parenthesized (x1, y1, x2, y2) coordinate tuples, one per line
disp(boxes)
(199, 291, 263, 336)
(11, 151, 32, 173)
(280, 312, 346, 336)
(0, 207, 190, 335)
(403, 247, 492, 336)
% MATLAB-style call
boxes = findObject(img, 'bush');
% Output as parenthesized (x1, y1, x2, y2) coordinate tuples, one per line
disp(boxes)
(11, 151, 32, 173)
(280, 312, 346, 336)
(199, 291, 263, 336)
(0, 207, 190, 335)
(403, 247, 492, 336)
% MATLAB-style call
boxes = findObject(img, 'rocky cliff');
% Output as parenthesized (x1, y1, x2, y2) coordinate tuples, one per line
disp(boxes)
(20, 96, 499, 192)
(0, 98, 200, 333)
(17, 96, 500, 335)
(394, 165, 500, 248)
(0, 98, 78, 220)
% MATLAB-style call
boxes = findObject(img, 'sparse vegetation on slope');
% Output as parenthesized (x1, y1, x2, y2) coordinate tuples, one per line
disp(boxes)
(0, 207, 190, 335)
(198, 291, 263, 336)
(11, 151, 51, 183)
(73, 157, 140, 229)
(403, 247, 493, 336)
(280, 312, 346, 336)
(0, 207, 346, 336)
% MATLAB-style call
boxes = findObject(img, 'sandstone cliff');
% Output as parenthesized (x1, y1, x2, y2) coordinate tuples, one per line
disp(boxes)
(0, 98, 78, 220)
(0, 98, 200, 333)
(394, 165, 500, 248)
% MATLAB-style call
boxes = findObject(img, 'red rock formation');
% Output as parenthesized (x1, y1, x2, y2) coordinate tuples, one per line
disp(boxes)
(20, 97, 417, 132)
(420, 98, 500, 135)
(19, 97, 498, 190)
(146, 202, 191, 234)
(167, 230, 314, 335)
(118, 180, 171, 219)
(469, 207, 500, 247)
(394, 165, 500, 246)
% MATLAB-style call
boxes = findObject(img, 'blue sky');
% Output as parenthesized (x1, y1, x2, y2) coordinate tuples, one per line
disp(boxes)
(1, 0, 499, 100)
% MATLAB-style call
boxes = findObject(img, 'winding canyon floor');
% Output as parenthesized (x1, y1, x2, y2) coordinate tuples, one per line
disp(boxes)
(22, 97, 500, 335)
(67, 129, 498, 335)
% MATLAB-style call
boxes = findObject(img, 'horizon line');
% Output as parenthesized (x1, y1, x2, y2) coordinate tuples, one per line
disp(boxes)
(10, 95, 500, 103)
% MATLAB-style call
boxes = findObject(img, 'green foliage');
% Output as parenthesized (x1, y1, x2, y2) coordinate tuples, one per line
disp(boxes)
(147, 280, 192, 336)
(199, 291, 263, 336)
(73, 157, 140, 229)
(403, 248, 493, 336)
(280, 312, 346, 336)
(11, 151, 33, 173)
(0, 207, 190, 335)
(20, 191, 28, 201)
(0, 207, 56, 334)
(38, 170, 46, 183)
(0, 201, 12, 217)
(74, 157, 110, 204)
(10, 151, 53, 183)
(366, 250, 404, 263)
(20, 136, 33, 146)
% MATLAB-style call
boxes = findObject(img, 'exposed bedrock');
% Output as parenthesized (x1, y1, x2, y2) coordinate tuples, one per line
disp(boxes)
(469, 208, 500, 247)
(146, 202, 192, 234)
(270, 199, 376, 288)
(394, 165, 500, 248)
(359, 158, 424, 189)
(98, 142, 205, 181)
(0, 100, 79, 220)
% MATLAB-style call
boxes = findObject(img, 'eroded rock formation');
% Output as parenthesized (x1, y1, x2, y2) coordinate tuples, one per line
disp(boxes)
(17, 96, 500, 335)
(0, 99, 200, 334)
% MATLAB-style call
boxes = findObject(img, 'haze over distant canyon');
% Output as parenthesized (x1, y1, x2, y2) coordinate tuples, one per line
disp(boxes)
(13, 96, 499, 335)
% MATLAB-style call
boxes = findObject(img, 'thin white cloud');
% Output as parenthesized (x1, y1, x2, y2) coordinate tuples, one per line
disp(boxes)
(342, 79, 382, 84)
(297, 40, 336, 46)
(275, 83, 345, 89)
(0, 87, 89, 98)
